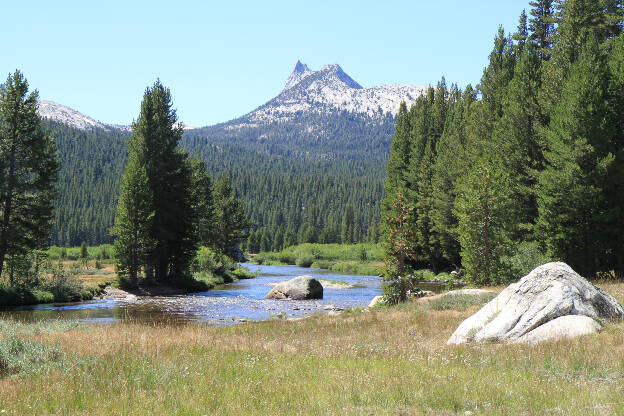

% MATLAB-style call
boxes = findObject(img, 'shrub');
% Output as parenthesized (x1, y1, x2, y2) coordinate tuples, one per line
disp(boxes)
(43, 267, 85, 302)
(230, 267, 255, 279)
(0, 336, 64, 377)
(191, 247, 235, 275)
(382, 268, 423, 305)
(295, 253, 315, 267)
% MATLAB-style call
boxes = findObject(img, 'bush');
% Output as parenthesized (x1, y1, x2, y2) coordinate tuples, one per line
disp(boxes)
(42, 267, 86, 302)
(295, 253, 315, 267)
(0, 336, 64, 377)
(191, 247, 236, 276)
(382, 268, 423, 305)
(230, 267, 255, 279)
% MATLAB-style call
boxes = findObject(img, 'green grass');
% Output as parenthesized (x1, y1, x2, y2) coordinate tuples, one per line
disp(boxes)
(253, 243, 385, 275)
(317, 278, 350, 286)
(0, 281, 623, 414)
(424, 293, 497, 311)
(46, 244, 115, 262)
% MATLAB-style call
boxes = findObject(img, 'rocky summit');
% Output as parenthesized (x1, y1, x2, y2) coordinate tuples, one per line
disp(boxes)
(447, 262, 624, 345)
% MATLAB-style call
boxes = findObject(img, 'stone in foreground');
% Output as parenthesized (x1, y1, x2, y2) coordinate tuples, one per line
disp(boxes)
(266, 275, 323, 300)
(447, 262, 624, 345)
(368, 295, 384, 308)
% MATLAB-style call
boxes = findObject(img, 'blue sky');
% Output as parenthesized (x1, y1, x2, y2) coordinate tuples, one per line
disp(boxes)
(2, 1, 532, 127)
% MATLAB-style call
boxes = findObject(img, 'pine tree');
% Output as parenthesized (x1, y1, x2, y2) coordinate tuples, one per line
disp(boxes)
(495, 44, 544, 238)
(605, 34, 624, 275)
(431, 85, 475, 268)
(513, 10, 529, 56)
(128, 80, 197, 282)
(112, 155, 155, 285)
(190, 156, 216, 247)
(0, 70, 58, 281)
(537, 35, 613, 277)
(341, 204, 354, 244)
(80, 241, 88, 266)
(529, 0, 555, 60)
(213, 176, 250, 259)
(412, 138, 439, 270)
(454, 156, 515, 285)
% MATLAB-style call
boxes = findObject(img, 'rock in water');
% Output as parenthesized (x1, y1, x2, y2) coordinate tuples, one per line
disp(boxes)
(447, 262, 624, 345)
(266, 276, 323, 300)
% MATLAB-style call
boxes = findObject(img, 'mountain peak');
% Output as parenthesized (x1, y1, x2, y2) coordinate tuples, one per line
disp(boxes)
(281, 60, 312, 93)
(319, 63, 362, 89)
(38, 100, 129, 131)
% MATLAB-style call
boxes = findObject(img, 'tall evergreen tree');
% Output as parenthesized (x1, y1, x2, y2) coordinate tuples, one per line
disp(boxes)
(190, 156, 216, 247)
(413, 140, 440, 270)
(0, 71, 58, 281)
(495, 43, 545, 238)
(213, 176, 250, 259)
(341, 204, 355, 244)
(128, 80, 197, 282)
(112, 155, 155, 286)
(529, 0, 555, 60)
(454, 156, 515, 285)
(431, 85, 475, 267)
(537, 35, 614, 277)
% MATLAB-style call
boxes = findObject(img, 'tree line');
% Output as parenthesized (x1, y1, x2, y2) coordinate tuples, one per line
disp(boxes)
(383, 0, 624, 285)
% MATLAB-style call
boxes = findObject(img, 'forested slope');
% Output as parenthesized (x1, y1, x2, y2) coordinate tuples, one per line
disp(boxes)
(50, 120, 387, 248)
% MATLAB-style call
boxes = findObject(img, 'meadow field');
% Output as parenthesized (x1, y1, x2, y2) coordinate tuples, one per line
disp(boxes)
(0, 282, 622, 415)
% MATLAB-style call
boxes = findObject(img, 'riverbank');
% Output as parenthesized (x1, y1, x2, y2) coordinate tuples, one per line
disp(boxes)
(0, 258, 256, 309)
(0, 280, 622, 414)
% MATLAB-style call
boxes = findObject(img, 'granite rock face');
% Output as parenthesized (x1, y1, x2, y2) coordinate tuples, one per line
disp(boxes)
(447, 262, 624, 345)
(514, 315, 602, 345)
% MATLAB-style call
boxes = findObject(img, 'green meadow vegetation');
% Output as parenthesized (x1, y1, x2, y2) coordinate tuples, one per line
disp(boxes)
(0, 281, 621, 414)
(252, 243, 386, 275)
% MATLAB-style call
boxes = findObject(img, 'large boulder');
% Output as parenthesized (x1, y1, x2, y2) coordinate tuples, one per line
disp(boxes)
(447, 262, 624, 345)
(266, 275, 323, 300)
(515, 315, 601, 345)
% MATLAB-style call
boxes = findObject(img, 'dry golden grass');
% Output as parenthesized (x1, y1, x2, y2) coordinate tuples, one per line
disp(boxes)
(0, 281, 623, 415)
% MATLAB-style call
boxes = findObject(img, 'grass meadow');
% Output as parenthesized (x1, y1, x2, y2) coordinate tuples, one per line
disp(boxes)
(0, 282, 622, 414)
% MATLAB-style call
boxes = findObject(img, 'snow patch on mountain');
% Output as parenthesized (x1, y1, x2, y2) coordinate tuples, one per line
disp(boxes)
(38, 101, 199, 132)
(38, 100, 131, 132)
(280, 60, 312, 93)
(245, 62, 426, 124)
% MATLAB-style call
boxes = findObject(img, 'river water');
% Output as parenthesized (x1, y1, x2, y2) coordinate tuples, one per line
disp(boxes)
(1, 264, 382, 325)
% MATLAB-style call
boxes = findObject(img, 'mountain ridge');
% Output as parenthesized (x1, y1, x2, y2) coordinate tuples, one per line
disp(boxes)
(38, 61, 425, 134)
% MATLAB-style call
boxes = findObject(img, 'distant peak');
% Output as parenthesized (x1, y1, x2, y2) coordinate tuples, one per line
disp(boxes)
(281, 60, 313, 93)
(293, 60, 310, 74)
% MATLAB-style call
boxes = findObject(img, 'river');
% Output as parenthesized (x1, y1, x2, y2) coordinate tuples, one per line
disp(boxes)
(1, 264, 382, 325)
